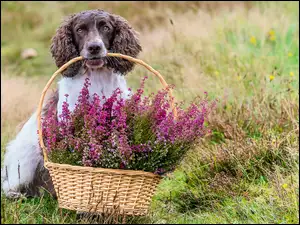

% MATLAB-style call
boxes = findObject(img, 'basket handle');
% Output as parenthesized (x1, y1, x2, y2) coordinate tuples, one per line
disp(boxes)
(37, 53, 177, 163)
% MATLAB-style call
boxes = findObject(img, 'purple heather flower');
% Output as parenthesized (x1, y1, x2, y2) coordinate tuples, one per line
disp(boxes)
(41, 76, 215, 173)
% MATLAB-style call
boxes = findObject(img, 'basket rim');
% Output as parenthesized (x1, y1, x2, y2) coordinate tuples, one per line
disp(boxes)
(45, 161, 162, 179)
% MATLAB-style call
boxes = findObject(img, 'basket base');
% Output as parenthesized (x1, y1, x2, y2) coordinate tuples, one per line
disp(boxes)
(46, 162, 161, 216)
(59, 202, 148, 216)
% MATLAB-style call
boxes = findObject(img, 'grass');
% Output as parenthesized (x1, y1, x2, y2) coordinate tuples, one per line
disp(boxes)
(1, 1, 299, 224)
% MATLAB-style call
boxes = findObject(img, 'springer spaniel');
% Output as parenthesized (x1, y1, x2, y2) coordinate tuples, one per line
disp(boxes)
(1, 9, 142, 199)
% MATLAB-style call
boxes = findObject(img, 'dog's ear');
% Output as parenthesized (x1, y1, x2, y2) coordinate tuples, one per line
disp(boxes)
(50, 14, 82, 77)
(107, 15, 142, 75)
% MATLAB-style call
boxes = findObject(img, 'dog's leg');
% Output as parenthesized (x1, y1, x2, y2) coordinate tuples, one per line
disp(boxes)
(1, 111, 44, 198)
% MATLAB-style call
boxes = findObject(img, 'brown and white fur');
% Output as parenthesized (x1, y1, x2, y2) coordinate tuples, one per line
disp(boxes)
(1, 9, 142, 199)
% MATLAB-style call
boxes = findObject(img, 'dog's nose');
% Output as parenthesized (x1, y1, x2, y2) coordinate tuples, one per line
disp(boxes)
(87, 43, 102, 55)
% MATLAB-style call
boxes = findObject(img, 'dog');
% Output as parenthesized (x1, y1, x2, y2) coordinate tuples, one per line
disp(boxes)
(1, 9, 142, 199)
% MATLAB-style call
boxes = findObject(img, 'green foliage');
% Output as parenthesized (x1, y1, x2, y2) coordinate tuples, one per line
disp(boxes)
(49, 148, 83, 166)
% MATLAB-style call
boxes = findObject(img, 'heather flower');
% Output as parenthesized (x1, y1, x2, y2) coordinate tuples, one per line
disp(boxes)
(42, 77, 216, 175)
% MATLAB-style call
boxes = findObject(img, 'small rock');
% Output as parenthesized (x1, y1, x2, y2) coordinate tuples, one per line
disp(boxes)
(21, 48, 38, 59)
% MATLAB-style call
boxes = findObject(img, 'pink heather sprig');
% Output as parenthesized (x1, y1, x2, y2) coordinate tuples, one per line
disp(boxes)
(125, 76, 148, 114)
(42, 107, 58, 151)
(58, 94, 73, 137)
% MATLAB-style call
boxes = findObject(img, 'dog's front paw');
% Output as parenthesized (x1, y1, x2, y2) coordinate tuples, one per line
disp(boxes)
(1, 179, 22, 199)
(4, 190, 23, 200)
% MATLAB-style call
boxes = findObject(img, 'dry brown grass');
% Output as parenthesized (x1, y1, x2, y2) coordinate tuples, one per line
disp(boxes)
(1, 74, 56, 136)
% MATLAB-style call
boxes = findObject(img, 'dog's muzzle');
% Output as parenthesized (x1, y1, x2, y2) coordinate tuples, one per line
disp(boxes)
(83, 41, 107, 68)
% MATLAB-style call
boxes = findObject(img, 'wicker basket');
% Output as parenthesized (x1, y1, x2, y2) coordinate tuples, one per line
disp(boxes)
(36, 53, 177, 216)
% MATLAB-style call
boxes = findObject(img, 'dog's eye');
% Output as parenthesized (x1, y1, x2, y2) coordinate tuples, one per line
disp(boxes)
(76, 28, 84, 33)
(103, 26, 110, 32)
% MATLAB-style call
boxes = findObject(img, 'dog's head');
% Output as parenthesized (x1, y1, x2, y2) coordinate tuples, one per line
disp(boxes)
(50, 9, 142, 77)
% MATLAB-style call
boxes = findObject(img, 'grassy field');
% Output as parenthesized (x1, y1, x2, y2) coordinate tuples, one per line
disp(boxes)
(1, 1, 299, 224)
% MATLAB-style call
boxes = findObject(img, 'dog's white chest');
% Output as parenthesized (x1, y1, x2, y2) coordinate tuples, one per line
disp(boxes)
(57, 69, 130, 116)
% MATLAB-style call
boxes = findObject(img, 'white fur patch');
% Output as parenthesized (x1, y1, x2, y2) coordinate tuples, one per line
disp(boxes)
(1, 111, 43, 197)
(57, 68, 130, 116)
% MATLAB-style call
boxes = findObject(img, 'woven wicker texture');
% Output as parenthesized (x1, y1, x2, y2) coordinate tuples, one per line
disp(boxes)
(47, 162, 161, 215)
(37, 54, 173, 215)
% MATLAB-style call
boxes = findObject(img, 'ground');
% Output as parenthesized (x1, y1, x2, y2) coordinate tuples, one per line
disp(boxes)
(1, 1, 299, 224)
